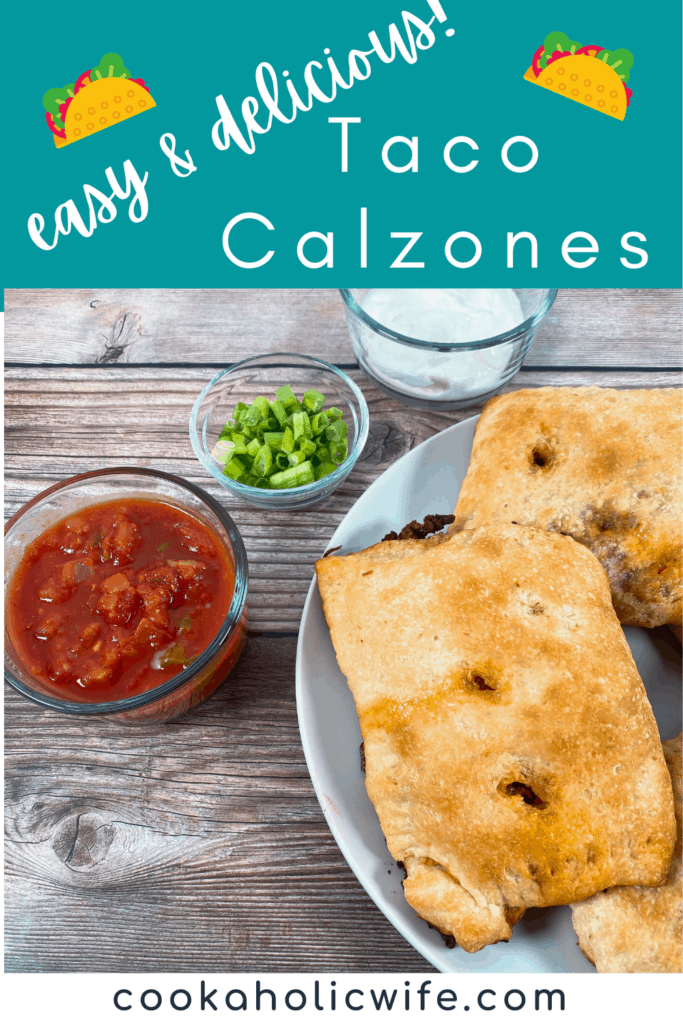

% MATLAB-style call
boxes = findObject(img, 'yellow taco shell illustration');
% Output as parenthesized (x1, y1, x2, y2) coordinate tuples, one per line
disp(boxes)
(55, 78, 156, 148)
(524, 33, 633, 121)
(43, 53, 156, 148)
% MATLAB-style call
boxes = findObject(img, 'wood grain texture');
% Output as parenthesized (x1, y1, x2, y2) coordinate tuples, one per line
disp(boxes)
(5, 638, 433, 973)
(5, 288, 682, 367)
(6, 367, 680, 632)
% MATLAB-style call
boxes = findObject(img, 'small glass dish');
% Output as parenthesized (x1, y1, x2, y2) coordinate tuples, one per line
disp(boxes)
(190, 352, 369, 511)
(4, 468, 248, 724)
(340, 288, 558, 410)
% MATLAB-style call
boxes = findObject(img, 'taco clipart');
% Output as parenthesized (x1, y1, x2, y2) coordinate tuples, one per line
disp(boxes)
(43, 53, 156, 148)
(524, 31, 633, 121)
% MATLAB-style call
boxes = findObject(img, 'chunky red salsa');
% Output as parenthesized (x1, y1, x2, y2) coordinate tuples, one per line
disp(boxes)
(8, 499, 235, 701)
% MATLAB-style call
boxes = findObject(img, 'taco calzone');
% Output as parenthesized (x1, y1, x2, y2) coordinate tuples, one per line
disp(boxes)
(453, 387, 682, 629)
(571, 734, 682, 973)
(316, 524, 676, 953)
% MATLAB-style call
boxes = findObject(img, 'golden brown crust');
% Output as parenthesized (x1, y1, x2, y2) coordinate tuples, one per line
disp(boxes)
(452, 388, 682, 628)
(316, 524, 676, 953)
(571, 734, 682, 973)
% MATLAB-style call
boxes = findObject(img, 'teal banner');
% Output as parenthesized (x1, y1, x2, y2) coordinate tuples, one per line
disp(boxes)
(3, 0, 681, 290)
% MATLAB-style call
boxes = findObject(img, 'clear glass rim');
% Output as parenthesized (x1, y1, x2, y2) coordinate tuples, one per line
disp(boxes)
(189, 351, 370, 499)
(4, 466, 249, 716)
(339, 288, 559, 352)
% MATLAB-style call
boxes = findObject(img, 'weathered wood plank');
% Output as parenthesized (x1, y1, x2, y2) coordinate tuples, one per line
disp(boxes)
(6, 357, 680, 971)
(5, 639, 432, 973)
(6, 640, 316, 835)
(5, 288, 682, 367)
(6, 367, 680, 631)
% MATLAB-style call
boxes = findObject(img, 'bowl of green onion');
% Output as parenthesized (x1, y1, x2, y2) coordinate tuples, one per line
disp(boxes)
(189, 353, 370, 510)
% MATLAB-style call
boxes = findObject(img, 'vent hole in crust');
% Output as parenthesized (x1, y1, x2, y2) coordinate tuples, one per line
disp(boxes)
(528, 601, 545, 616)
(530, 441, 555, 471)
(473, 674, 494, 691)
(504, 781, 547, 808)
(361, 570, 374, 576)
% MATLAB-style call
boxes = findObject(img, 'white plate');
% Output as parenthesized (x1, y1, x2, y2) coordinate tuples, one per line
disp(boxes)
(296, 417, 682, 973)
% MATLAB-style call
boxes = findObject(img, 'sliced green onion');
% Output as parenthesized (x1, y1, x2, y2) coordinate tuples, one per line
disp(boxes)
(302, 388, 325, 414)
(330, 438, 349, 465)
(292, 411, 313, 442)
(215, 387, 351, 492)
(275, 385, 298, 411)
(269, 399, 287, 426)
(298, 438, 317, 457)
(311, 412, 327, 435)
(243, 403, 263, 426)
(231, 434, 248, 454)
(211, 439, 234, 465)
(326, 419, 348, 442)
(292, 411, 305, 442)
(263, 431, 284, 451)
(224, 457, 247, 481)
(269, 461, 315, 489)
(254, 444, 273, 478)
(315, 461, 337, 480)
(281, 426, 295, 454)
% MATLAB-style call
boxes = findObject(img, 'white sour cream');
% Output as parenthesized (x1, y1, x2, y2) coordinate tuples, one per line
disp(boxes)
(359, 288, 525, 400)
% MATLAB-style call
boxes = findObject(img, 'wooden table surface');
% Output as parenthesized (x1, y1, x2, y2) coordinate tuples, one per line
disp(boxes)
(5, 288, 682, 973)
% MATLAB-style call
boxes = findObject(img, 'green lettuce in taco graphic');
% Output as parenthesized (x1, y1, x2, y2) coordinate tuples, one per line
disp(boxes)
(524, 31, 633, 120)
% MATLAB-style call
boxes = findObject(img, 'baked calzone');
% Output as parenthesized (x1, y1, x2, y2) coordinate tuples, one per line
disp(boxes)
(452, 387, 682, 629)
(316, 524, 676, 953)
(572, 733, 682, 973)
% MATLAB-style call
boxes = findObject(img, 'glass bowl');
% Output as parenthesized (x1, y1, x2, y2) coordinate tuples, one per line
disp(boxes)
(189, 352, 369, 511)
(4, 468, 248, 724)
(340, 288, 558, 410)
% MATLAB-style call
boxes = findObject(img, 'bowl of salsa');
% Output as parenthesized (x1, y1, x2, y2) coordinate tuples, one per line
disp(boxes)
(4, 468, 248, 723)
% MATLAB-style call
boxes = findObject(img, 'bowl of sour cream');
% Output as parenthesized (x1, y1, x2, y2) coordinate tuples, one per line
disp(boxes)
(339, 288, 558, 410)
